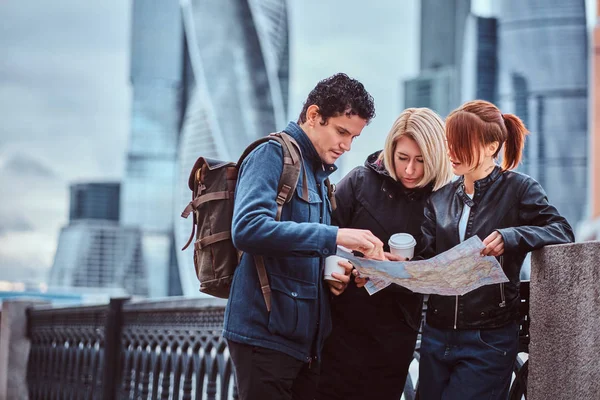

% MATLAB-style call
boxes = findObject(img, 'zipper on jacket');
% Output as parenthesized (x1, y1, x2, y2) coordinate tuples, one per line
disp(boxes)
(454, 295, 459, 329)
(499, 255, 506, 308)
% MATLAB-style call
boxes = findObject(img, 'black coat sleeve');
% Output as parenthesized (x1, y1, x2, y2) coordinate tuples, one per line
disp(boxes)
(415, 196, 437, 260)
(331, 167, 362, 228)
(497, 178, 575, 253)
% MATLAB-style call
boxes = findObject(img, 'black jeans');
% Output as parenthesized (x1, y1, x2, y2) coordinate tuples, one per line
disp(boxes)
(228, 340, 319, 400)
(316, 320, 418, 400)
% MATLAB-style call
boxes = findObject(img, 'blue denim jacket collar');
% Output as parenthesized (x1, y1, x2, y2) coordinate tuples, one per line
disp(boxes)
(283, 121, 338, 176)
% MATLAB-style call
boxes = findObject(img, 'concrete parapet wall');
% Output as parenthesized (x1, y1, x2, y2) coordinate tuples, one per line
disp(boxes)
(0, 299, 49, 400)
(529, 241, 600, 399)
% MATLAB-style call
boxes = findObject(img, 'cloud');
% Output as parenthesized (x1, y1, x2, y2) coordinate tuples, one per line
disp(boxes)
(0, 0, 131, 182)
(1, 151, 58, 178)
(0, 215, 33, 235)
(0, 0, 131, 276)
(288, 0, 420, 174)
(0, 251, 50, 283)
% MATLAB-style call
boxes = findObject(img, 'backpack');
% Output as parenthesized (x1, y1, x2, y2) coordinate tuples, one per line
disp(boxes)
(180, 132, 337, 311)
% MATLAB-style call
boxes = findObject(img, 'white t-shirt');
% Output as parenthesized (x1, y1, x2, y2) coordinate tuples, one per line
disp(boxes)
(458, 193, 474, 242)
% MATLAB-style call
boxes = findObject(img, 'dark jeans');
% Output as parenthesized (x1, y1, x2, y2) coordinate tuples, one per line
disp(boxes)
(228, 340, 319, 400)
(419, 321, 519, 400)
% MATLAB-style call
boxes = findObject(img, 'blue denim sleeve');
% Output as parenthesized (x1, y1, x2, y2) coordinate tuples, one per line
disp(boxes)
(232, 141, 338, 257)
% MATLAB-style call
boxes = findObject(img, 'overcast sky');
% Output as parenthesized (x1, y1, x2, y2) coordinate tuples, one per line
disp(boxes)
(0, 0, 596, 283)
(0, 0, 422, 283)
(0, 0, 131, 282)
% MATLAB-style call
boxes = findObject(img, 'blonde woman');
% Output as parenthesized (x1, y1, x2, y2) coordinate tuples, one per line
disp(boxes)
(316, 108, 453, 400)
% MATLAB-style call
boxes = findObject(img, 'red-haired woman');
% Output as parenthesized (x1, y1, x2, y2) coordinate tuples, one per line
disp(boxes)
(416, 100, 574, 399)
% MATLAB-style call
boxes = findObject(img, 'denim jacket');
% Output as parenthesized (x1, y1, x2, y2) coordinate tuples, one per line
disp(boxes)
(223, 121, 339, 363)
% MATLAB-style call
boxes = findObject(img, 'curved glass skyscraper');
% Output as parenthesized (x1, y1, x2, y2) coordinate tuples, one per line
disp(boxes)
(120, 0, 184, 297)
(176, 0, 289, 296)
(498, 0, 588, 226)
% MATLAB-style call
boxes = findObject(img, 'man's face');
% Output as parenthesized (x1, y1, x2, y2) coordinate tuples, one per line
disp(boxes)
(304, 112, 368, 165)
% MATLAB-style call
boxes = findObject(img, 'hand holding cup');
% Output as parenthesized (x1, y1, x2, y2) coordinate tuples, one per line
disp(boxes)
(388, 233, 416, 260)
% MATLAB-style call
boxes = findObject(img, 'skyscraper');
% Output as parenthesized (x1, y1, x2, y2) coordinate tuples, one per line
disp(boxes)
(579, 0, 600, 240)
(404, 0, 471, 116)
(120, 0, 184, 297)
(175, 0, 289, 296)
(497, 0, 589, 226)
(460, 15, 498, 104)
(69, 182, 120, 222)
(591, 0, 600, 220)
(404, 67, 457, 117)
(49, 221, 147, 296)
(404, 12, 498, 118)
(49, 182, 147, 296)
(420, 0, 471, 72)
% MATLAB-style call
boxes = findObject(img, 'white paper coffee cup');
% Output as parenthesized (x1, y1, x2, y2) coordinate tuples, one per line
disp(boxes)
(324, 246, 351, 282)
(388, 233, 417, 260)
(324, 256, 346, 282)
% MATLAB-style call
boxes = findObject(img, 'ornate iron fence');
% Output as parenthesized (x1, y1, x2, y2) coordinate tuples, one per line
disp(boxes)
(27, 302, 111, 399)
(26, 282, 530, 400)
(118, 298, 233, 400)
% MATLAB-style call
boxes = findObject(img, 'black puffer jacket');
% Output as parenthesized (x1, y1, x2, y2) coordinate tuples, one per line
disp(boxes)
(331, 151, 433, 333)
(420, 166, 574, 330)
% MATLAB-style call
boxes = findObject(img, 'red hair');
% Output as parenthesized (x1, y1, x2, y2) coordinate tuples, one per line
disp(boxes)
(445, 100, 528, 171)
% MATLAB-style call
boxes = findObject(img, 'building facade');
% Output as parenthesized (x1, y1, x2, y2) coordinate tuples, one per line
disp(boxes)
(48, 221, 147, 296)
(69, 182, 120, 222)
(578, 0, 600, 240)
(460, 15, 498, 104)
(497, 0, 589, 226)
(404, 0, 471, 116)
(175, 0, 289, 296)
(49, 182, 147, 296)
(120, 0, 184, 297)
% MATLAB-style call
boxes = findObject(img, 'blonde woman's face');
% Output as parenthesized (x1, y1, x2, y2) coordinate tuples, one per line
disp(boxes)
(393, 136, 424, 189)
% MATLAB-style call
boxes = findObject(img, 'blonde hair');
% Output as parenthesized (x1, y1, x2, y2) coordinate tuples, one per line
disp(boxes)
(378, 108, 453, 191)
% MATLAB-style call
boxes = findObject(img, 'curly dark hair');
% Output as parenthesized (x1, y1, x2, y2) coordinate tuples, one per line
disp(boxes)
(297, 73, 376, 125)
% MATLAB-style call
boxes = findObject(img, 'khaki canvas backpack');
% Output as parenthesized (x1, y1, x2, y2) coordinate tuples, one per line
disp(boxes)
(181, 132, 336, 311)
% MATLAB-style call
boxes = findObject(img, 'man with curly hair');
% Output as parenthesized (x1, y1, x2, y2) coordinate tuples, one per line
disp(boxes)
(223, 73, 381, 399)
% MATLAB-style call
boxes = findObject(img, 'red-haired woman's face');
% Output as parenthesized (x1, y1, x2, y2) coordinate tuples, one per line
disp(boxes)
(447, 144, 483, 176)
(448, 141, 497, 177)
(393, 136, 424, 188)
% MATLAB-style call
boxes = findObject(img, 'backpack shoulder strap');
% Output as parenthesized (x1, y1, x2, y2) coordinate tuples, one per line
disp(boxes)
(236, 136, 275, 167)
(324, 178, 337, 211)
(242, 131, 308, 313)
(237, 132, 308, 220)
(268, 132, 308, 220)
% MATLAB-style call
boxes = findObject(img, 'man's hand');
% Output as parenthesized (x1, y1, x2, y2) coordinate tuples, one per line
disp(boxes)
(481, 231, 505, 257)
(336, 228, 384, 257)
(354, 252, 407, 288)
(354, 273, 369, 288)
(384, 252, 409, 261)
(326, 260, 354, 296)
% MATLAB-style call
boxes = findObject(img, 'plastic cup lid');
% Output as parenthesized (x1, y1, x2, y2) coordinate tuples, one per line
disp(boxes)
(388, 233, 416, 249)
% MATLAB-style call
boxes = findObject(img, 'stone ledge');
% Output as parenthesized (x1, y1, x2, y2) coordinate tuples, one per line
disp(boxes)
(529, 241, 600, 400)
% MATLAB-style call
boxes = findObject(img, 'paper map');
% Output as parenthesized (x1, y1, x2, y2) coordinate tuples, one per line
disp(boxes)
(336, 236, 509, 296)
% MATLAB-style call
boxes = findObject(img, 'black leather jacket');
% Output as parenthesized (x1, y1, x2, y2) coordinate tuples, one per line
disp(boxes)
(419, 166, 574, 330)
(331, 151, 432, 333)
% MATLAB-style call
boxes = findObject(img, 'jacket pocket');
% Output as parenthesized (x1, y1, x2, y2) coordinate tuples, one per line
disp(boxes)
(293, 186, 322, 223)
(267, 274, 318, 343)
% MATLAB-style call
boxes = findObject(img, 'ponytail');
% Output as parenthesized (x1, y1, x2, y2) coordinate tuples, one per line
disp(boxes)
(501, 113, 528, 171)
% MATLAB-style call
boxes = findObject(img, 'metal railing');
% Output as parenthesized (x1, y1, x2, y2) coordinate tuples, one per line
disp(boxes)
(26, 282, 530, 399)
